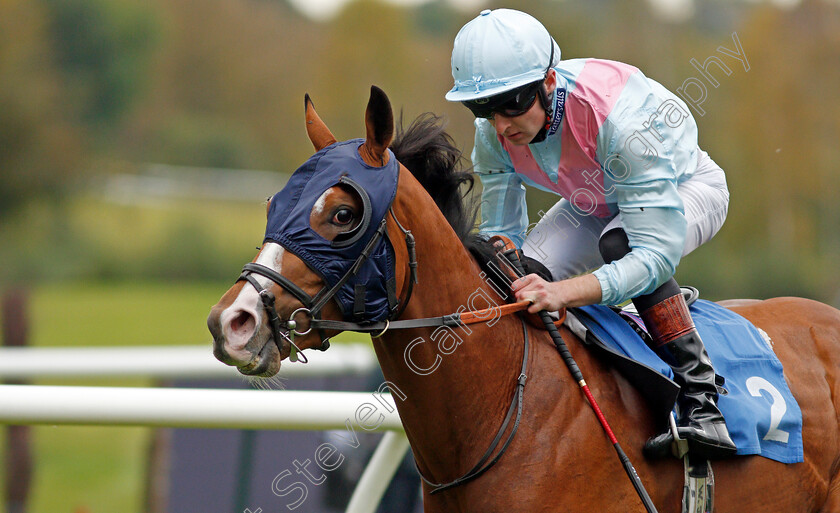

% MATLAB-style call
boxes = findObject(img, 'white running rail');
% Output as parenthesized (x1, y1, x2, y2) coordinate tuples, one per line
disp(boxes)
(0, 343, 377, 379)
(0, 344, 410, 513)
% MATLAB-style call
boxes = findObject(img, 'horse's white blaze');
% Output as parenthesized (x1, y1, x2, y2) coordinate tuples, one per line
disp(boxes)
(312, 189, 333, 218)
(219, 243, 286, 362)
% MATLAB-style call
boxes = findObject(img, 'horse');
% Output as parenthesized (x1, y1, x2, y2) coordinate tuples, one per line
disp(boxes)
(207, 86, 840, 512)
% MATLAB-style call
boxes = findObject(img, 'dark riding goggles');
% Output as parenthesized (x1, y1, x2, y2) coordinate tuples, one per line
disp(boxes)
(461, 80, 543, 119)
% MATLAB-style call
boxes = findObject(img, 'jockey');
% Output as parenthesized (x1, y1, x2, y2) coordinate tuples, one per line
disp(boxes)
(445, 8, 737, 459)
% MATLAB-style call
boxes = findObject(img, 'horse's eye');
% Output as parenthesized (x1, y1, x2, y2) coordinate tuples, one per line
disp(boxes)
(332, 208, 354, 226)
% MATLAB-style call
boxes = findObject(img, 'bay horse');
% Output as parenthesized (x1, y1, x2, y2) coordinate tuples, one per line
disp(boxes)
(208, 86, 840, 512)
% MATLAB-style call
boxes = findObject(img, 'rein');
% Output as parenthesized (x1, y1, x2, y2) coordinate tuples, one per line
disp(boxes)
(419, 317, 531, 494)
(313, 300, 533, 335)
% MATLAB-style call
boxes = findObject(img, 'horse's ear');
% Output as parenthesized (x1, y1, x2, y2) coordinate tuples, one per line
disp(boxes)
(305, 93, 337, 151)
(360, 85, 393, 166)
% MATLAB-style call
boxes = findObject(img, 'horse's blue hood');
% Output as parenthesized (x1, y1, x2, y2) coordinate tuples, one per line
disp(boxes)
(264, 139, 399, 322)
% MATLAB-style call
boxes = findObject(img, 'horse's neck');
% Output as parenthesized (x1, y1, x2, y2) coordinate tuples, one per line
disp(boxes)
(375, 173, 527, 480)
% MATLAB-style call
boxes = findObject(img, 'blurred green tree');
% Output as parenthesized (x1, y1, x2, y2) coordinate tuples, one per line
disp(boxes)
(118, 0, 315, 169)
(2, 0, 837, 299)
(702, 0, 840, 300)
(0, 0, 84, 216)
(40, 0, 161, 131)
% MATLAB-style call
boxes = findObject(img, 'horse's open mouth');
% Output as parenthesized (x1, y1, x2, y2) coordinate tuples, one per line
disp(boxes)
(237, 338, 282, 377)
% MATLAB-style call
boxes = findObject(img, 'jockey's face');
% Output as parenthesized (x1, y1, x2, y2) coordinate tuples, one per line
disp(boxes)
(489, 72, 556, 146)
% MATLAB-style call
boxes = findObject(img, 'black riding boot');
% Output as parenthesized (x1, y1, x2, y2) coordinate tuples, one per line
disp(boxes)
(640, 293, 737, 459)
(598, 228, 736, 459)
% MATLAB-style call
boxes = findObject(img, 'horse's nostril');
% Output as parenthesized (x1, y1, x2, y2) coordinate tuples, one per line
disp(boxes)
(230, 310, 256, 336)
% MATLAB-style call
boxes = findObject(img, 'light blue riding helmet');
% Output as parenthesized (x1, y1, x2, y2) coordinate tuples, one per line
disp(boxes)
(445, 8, 561, 102)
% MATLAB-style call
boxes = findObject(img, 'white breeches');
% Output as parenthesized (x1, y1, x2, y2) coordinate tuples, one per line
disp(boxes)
(521, 149, 729, 281)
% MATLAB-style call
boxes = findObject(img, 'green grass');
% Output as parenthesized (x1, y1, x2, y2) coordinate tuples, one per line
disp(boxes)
(1, 281, 371, 513)
(64, 194, 266, 268)
(27, 425, 149, 513)
(29, 280, 366, 351)
(0, 194, 270, 283)
(30, 281, 225, 349)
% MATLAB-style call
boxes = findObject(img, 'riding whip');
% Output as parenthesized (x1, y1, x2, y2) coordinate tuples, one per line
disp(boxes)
(504, 249, 659, 513)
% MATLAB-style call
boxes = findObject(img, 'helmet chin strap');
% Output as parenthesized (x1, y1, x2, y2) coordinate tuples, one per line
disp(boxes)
(528, 38, 557, 144)
(528, 83, 554, 144)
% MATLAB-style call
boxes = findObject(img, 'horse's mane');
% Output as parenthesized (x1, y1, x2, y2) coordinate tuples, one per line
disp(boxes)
(390, 113, 500, 285)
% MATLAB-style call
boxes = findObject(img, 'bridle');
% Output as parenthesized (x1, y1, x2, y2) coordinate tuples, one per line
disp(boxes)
(235, 193, 542, 493)
(237, 207, 416, 362)
(238, 204, 538, 357)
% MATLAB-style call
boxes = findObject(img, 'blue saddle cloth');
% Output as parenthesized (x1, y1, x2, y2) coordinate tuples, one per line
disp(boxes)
(574, 299, 803, 464)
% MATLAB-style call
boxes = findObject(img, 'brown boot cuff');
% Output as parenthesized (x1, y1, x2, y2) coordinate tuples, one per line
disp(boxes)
(640, 293, 695, 347)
